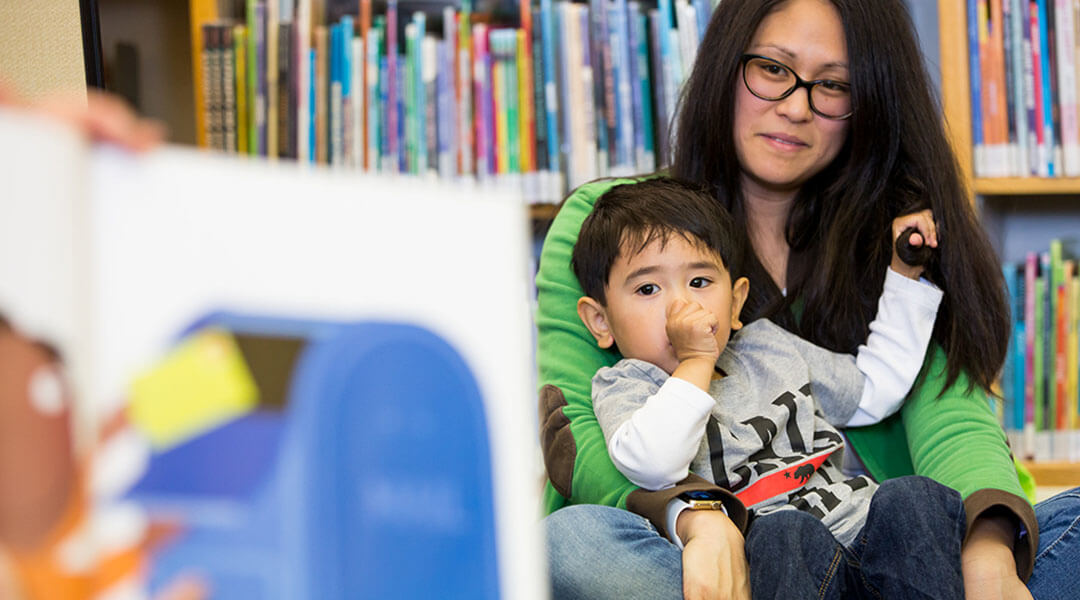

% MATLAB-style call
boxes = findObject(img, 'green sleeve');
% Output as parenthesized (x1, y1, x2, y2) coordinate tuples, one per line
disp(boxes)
(535, 178, 638, 513)
(846, 346, 1038, 579)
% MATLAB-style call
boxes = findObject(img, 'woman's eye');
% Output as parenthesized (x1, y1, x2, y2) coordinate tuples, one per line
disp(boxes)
(689, 277, 711, 288)
(818, 80, 849, 93)
(636, 284, 658, 296)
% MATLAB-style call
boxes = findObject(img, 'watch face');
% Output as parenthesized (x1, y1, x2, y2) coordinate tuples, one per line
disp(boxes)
(680, 490, 723, 501)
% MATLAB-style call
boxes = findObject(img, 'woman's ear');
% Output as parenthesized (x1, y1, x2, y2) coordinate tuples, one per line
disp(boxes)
(730, 276, 750, 330)
(577, 297, 615, 349)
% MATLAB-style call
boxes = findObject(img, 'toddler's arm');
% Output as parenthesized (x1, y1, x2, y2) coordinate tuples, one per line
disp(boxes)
(592, 361, 715, 490)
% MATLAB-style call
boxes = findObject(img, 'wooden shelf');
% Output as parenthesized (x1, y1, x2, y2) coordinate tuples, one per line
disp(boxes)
(529, 203, 561, 221)
(973, 178, 1080, 196)
(1021, 461, 1080, 487)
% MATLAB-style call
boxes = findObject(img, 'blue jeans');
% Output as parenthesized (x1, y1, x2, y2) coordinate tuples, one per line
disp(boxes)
(1027, 486, 1080, 600)
(745, 476, 965, 599)
(545, 485, 1080, 599)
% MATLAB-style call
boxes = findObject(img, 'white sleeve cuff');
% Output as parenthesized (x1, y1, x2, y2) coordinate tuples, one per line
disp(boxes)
(664, 497, 728, 549)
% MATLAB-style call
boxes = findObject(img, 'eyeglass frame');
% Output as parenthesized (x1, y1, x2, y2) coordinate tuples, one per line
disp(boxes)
(739, 53, 853, 120)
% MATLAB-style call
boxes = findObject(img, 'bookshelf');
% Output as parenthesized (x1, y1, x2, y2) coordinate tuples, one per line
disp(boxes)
(938, 1, 1080, 486)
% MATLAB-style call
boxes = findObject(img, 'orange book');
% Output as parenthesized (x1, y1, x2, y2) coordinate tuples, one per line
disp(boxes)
(360, 0, 372, 169)
(190, 0, 220, 148)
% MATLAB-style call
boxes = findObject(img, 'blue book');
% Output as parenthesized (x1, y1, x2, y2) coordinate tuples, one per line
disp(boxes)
(341, 16, 354, 166)
(691, 0, 709, 41)
(330, 22, 342, 165)
(413, 12, 427, 174)
(1008, 0, 1028, 175)
(387, 0, 399, 172)
(309, 48, 317, 163)
(588, 0, 611, 173)
(967, 0, 982, 176)
(608, 0, 635, 172)
(540, 0, 561, 176)
(631, 6, 655, 172)
(648, 10, 668, 165)
(1003, 263, 1020, 428)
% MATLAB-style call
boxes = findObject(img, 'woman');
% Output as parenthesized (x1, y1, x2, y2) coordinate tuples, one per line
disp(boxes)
(535, 0, 1080, 598)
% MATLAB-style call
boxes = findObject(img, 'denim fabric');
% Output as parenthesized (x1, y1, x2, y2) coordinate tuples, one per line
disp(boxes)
(1027, 486, 1080, 600)
(545, 504, 683, 600)
(745, 476, 965, 599)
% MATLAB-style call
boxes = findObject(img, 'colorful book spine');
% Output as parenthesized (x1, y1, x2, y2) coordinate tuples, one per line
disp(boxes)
(540, 0, 561, 182)
(367, 18, 383, 171)
(473, 23, 492, 178)
(423, 34, 438, 175)
(360, 0, 372, 169)
(1036, 0, 1055, 175)
(234, 25, 249, 155)
(609, 0, 635, 174)
(530, 5, 550, 199)
(386, 0, 399, 172)
(315, 25, 328, 164)
(247, 0, 259, 153)
(632, 7, 655, 172)
(1054, 0, 1080, 174)
(266, 0, 279, 161)
(404, 21, 417, 173)
(342, 16, 355, 168)
(519, 1, 536, 180)
(578, 4, 600, 187)
(352, 36, 364, 167)
(588, 0, 612, 176)
(331, 22, 344, 166)
(222, 25, 237, 153)
(442, 6, 458, 177)
(458, 0, 473, 177)
(296, 0, 311, 163)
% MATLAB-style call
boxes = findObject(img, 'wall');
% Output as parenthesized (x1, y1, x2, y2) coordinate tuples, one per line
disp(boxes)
(0, 0, 87, 101)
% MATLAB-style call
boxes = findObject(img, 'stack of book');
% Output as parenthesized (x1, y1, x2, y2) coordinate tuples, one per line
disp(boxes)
(1001, 239, 1080, 461)
(966, 0, 1080, 178)
(195, 0, 714, 203)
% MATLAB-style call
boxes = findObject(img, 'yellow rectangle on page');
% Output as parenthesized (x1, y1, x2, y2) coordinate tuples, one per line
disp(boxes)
(129, 328, 259, 450)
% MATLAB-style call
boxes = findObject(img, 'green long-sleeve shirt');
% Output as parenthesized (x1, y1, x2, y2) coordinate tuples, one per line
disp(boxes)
(536, 177, 1038, 579)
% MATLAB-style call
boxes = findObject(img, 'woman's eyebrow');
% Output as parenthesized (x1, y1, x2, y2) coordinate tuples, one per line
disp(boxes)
(749, 43, 849, 70)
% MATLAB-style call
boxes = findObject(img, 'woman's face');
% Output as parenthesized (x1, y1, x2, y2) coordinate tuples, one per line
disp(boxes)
(733, 0, 850, 197)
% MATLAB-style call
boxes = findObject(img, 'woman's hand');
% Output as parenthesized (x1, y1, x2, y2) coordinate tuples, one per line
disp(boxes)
(962, 514, 1033, 600)
(677, 509, 751, 600)
(891, 208, 938, 279)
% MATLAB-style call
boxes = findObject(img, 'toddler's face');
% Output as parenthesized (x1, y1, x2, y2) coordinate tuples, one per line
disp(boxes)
(597, 235, 743, 374)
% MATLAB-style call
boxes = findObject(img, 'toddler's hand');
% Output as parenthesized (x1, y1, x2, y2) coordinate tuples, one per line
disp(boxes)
(666, 299, 720, 364)
(891, 208, 937, 279)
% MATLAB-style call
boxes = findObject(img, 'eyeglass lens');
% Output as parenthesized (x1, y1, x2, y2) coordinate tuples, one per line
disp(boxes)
(743, 56, 851, 119)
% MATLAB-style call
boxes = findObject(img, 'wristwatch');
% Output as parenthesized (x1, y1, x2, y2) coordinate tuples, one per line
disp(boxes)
(676, 489, 728, 510)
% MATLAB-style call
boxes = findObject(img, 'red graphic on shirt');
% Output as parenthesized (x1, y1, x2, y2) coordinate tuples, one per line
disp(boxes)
(733, 448, 838, 507)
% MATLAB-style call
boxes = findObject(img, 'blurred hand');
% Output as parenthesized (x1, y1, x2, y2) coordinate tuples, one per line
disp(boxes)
(0, 81, 164, 151)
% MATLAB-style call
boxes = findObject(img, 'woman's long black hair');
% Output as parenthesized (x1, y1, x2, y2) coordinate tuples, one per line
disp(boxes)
(672, 0, 1009, 394)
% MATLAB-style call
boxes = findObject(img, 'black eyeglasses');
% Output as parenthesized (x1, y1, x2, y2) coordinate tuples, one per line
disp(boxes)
(740, 54, 853, 120)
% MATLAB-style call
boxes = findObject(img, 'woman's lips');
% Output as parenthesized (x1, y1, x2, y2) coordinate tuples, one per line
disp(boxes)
(760, 132, 808, 148)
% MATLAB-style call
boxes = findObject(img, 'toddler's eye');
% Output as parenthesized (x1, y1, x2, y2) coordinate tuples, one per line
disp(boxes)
(689, 277, 711, 288)
(636, 283, 658, 296)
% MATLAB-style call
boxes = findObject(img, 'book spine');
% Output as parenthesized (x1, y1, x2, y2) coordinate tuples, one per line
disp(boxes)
(222, 25, 237, 153)
(436, 38, 452, 178)
(649, 10, 669, 165)
(459, 2, 474, 177)
(578, 4, 599, 186)
(1054, 0, 1080, 174)
(234, 25, 249, 155)
(360, 0, 372, 169)
(632, 7, 655, 172)
(387, 0, 399, 172)
(352, 36, 364, 167)
(296, 0, 311, 162)
(473, 23, 491, 178)
(267, 0, 279, 161)
(331, 22, 343, 166)
(279, 22, 296, 159)
(1008, 0, 1028, 174)
(368, 20, 383, 171)
(540, 0, 561, 184)
(530, 6, 549, 190)
(519, 2, 536, 181)
(315, 25, 328, 164)
(1024, 251, 1037, 452)
(1036, 0, 1055, 175)
(588, 0, 612, 176)
(423, 34, 438, 176)
(256, 3, 268, 156)
(247, 0, 259, 153)
(341, 16, 354, 169)
(442, 6, 458, 177)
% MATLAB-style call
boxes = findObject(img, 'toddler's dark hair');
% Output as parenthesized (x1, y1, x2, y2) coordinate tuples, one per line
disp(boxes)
(572, 177, 744, 304)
